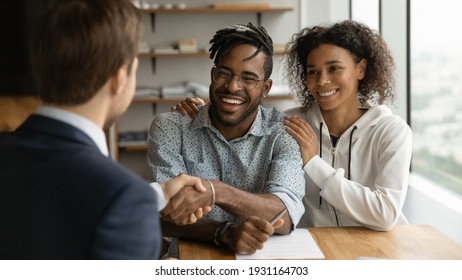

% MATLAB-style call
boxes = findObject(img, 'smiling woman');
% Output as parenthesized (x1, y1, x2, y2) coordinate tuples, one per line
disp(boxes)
(304, 43, 367, 115)
(283, 20, 412, 231)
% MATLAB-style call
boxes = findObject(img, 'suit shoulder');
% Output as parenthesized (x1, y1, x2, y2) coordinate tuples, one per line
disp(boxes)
(70, 151, 152, 196)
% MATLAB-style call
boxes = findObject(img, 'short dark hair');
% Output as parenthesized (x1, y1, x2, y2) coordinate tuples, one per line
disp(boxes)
(30, 0, 141, 105)
(209, 22, 273, 79)
(285, 20, 395, 107)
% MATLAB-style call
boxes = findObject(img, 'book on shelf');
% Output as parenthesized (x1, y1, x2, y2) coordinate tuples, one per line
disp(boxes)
(135, 86, 161, 98)
(161, 81, 208, 98)
(139, 41, 151, 53)
(177, 38, 199, 53)
(178, 47, 199, 54)
(133, 82, 209, 99)
(185, 81, 208, 97)
(273, 44, 286, 53)
(118, 140, 148, 148)
(118, 131, 147, 147)
(161, 85, 191, 97)
(153, 46, 179, 54)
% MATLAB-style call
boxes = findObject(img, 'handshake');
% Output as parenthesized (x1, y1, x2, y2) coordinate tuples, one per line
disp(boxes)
(158, 174, 286, 255)
(159, 173, 214, 225)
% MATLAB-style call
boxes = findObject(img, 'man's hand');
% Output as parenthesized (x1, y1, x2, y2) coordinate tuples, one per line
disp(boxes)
(160, 174, 211, 225)
(223, 216, 285, 255)
(160, 177, 213, 225)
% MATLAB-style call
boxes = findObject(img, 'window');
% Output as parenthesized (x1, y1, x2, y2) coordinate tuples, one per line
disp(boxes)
(411, 0, 462, 196)
(351, 0, 380, 31)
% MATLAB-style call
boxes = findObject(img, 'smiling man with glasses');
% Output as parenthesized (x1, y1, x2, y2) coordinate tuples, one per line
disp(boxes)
(147, 23, 305, 258)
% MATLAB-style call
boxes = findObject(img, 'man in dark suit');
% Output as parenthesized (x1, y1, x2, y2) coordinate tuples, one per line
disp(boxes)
(0, 0, 209, 259)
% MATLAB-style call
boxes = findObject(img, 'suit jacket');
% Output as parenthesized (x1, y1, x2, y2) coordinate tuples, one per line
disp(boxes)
(0, 115, 161, 259)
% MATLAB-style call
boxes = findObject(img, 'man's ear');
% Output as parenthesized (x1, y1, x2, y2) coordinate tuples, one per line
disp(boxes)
(110, 64, 129, 97)
(262, 79, 273, 98)
(210, 67, 215, 82)
(357, 58, 367, 80)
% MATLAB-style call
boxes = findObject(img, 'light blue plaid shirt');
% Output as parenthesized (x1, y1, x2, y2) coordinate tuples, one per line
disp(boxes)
(147, 104, 305, 256)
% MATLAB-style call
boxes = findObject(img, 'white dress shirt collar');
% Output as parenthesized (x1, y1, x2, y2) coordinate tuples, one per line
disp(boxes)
(35, 105, 109, 157)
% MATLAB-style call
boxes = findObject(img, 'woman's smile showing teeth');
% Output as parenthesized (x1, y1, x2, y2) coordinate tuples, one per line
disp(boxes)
(222, 97, 244, 105)
(318, 89, 338, 97)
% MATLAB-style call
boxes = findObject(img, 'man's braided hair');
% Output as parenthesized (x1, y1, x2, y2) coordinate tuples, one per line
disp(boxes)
(209, 22, 273, 79)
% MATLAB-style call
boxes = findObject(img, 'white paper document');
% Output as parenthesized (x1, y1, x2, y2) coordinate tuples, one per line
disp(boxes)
(235, 228, 325, 260)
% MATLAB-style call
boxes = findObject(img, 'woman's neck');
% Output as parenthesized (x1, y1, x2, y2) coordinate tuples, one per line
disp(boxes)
(321, 107, 365, 137)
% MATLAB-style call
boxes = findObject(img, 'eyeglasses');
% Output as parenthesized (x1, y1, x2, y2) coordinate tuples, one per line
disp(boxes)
(212, 67, 265, 90)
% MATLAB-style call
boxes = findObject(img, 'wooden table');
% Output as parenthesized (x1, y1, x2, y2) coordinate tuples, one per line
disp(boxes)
(179, 224, 462, 260)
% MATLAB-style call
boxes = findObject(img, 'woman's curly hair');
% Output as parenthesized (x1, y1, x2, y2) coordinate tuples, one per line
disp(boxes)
(284, 20, 395, 108)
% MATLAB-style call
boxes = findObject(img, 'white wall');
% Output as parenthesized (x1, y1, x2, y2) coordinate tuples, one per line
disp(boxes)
(381, 0, 408, 120)
(300, 0, 349, 27)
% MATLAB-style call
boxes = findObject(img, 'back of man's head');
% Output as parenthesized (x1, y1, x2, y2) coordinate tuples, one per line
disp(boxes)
(30, 0, 141, 105)
(209, 23, 274, 79)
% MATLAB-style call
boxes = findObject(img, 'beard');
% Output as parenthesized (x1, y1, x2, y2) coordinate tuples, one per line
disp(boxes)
(209, 89, 261, 127)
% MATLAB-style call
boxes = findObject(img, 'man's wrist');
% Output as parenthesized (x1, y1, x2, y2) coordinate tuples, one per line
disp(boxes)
(213, 221, 232, 247)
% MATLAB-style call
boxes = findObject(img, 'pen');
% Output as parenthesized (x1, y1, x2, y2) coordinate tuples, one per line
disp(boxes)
(269, 208, 287, 225)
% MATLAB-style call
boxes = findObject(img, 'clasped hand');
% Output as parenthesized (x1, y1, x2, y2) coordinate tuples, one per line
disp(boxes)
(161, 177, 213, 225)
